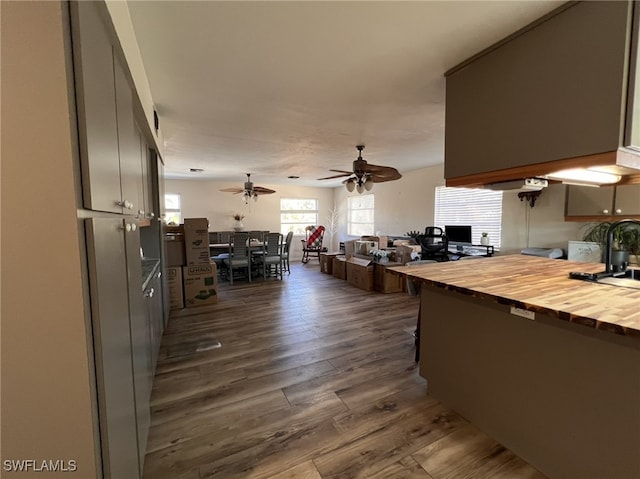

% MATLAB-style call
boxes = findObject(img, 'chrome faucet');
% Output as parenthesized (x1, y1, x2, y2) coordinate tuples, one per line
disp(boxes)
(605, 219, 640, 274)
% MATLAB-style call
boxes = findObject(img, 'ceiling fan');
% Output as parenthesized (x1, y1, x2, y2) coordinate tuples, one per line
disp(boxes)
(317, 145, 402, 193)
(220, 173, 276, 203)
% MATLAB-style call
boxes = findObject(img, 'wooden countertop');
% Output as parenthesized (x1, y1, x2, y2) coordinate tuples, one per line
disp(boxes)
(390, 255, 640, 337)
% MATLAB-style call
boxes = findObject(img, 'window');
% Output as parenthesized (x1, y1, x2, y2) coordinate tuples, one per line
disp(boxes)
(164, 193, 182, 225)
(434, 186, 503, 249)
(348, 194, 374, 236)
(280, 198, 318, 234)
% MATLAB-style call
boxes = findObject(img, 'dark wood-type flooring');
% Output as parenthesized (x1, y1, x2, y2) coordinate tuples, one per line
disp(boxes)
(143, 262, 547, 479)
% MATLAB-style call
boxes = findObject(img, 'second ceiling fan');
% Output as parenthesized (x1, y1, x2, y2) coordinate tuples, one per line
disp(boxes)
(317, 145, 402, 193)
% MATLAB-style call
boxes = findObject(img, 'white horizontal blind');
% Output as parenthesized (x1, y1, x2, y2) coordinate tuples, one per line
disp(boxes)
(434, 186, 503, 249)
(280, 198, 318, 234)
(348, 194, 374, 236)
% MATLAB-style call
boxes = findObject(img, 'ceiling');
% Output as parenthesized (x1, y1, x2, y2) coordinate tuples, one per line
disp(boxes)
(127, 1, 564, 187)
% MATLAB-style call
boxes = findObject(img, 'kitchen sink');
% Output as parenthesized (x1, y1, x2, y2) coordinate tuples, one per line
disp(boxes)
(569, 268, 640, 290)
(594, 268, 640, 290)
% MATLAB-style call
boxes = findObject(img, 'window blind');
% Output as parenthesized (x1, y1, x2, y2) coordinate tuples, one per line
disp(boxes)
(434, 186, 503, 249)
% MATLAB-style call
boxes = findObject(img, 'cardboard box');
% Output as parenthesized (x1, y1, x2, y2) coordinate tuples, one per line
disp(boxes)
(183, 218, 210, 266)
(320, 252, 343, 274)
(182, 262, 218, 307)
(332, 256, 347, 280)
(346, 257, 374, 291)
(361, 235, 389, 249)
(354, 240, 377, 255)
(165, 234, 186, 266)
(344, 240, 357, 258)
(396, 244, 421, 265)
(374, 261, 405, 293)
(167, 266, 184, 310)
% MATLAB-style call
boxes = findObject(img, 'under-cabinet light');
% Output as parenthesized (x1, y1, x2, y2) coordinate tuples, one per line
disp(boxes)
(545, 168, 621, 186)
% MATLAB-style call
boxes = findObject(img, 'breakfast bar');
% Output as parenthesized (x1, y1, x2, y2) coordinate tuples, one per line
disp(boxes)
(393, 255, 640, 479)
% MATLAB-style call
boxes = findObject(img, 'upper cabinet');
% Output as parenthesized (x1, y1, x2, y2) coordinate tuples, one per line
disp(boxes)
(566, 183, 640, 220)
(445, 1, 640, 186)
(71, 2, 144, 216)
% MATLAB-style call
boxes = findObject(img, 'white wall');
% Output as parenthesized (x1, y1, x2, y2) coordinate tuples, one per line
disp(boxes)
(501, 184, 586, 254)
(1, 2, 99, 474)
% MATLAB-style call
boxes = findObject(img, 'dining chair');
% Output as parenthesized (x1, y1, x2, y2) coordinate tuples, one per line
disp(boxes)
(219, 231, 233, 244)
(249, 230, 265, 242)
(223, 232, 251, 284)
(255, 232, 283, 280)
(281, 231, 294, 273)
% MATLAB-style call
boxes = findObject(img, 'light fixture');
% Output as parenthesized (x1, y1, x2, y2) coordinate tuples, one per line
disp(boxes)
(345, 176, 373, 194)
(546, 168, 622, 186)
(364, 178, 373, 191)
(346, 180, 355, 192)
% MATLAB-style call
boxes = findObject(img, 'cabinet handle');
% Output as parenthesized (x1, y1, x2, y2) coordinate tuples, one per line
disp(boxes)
(602, 209, 609, 214)
(150, 212, 155, 218)
(615, 208, 622, 214)
(120, 223, 132, 232)
(131, 223, 137, 232)
(116, 200, 134, 210)
(138, 210, 145, 215)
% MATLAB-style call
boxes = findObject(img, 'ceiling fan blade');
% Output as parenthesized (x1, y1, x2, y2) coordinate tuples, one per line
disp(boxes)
(366, 166, 402, 183)
(253, 186, 276, 195)
(317, 172, 352, 180)
(220, 187, 243, 194)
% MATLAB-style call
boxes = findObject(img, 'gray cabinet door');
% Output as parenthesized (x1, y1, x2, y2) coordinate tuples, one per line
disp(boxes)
(615, 184, 640, 216)
(72, 2, 122, 214)
(115, 55, 143, 217)
(566, 185, 615, 216)
(445, 2, 629, 179)
(85, 218, 140, 478)
(125, 223, 150, 470)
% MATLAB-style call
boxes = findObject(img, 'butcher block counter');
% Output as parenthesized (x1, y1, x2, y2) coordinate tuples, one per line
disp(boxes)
(393, 254, 640, 337)
(391, 255, 640, 479)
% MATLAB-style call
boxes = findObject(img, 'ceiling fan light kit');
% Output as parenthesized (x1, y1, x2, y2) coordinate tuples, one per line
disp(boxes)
(318, 145, 402, 194)
(220, 173, 276, 203)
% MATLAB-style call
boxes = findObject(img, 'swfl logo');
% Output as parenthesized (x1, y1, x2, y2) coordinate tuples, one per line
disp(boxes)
(3, 459, 78, 472)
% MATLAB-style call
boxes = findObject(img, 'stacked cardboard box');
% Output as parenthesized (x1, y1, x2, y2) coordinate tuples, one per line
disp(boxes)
(320, 252, 343, 274)
(346, 257, 374, 291)
(167, 267, 184, 310)
(395, 244, 421, 265)
(183, 218, 210, 266)
(332, 256, 347, 280)
(182, 261, 218, 307)
(373, 261, 405, 293)
(165, 234, 186, 266)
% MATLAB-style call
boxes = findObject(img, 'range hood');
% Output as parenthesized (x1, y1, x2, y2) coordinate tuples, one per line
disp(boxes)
(484, 178, 548, 192)
(444, 1, 640, 189)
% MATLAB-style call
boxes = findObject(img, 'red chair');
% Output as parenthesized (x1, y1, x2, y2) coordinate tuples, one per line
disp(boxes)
(301, 225, 325, 264)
